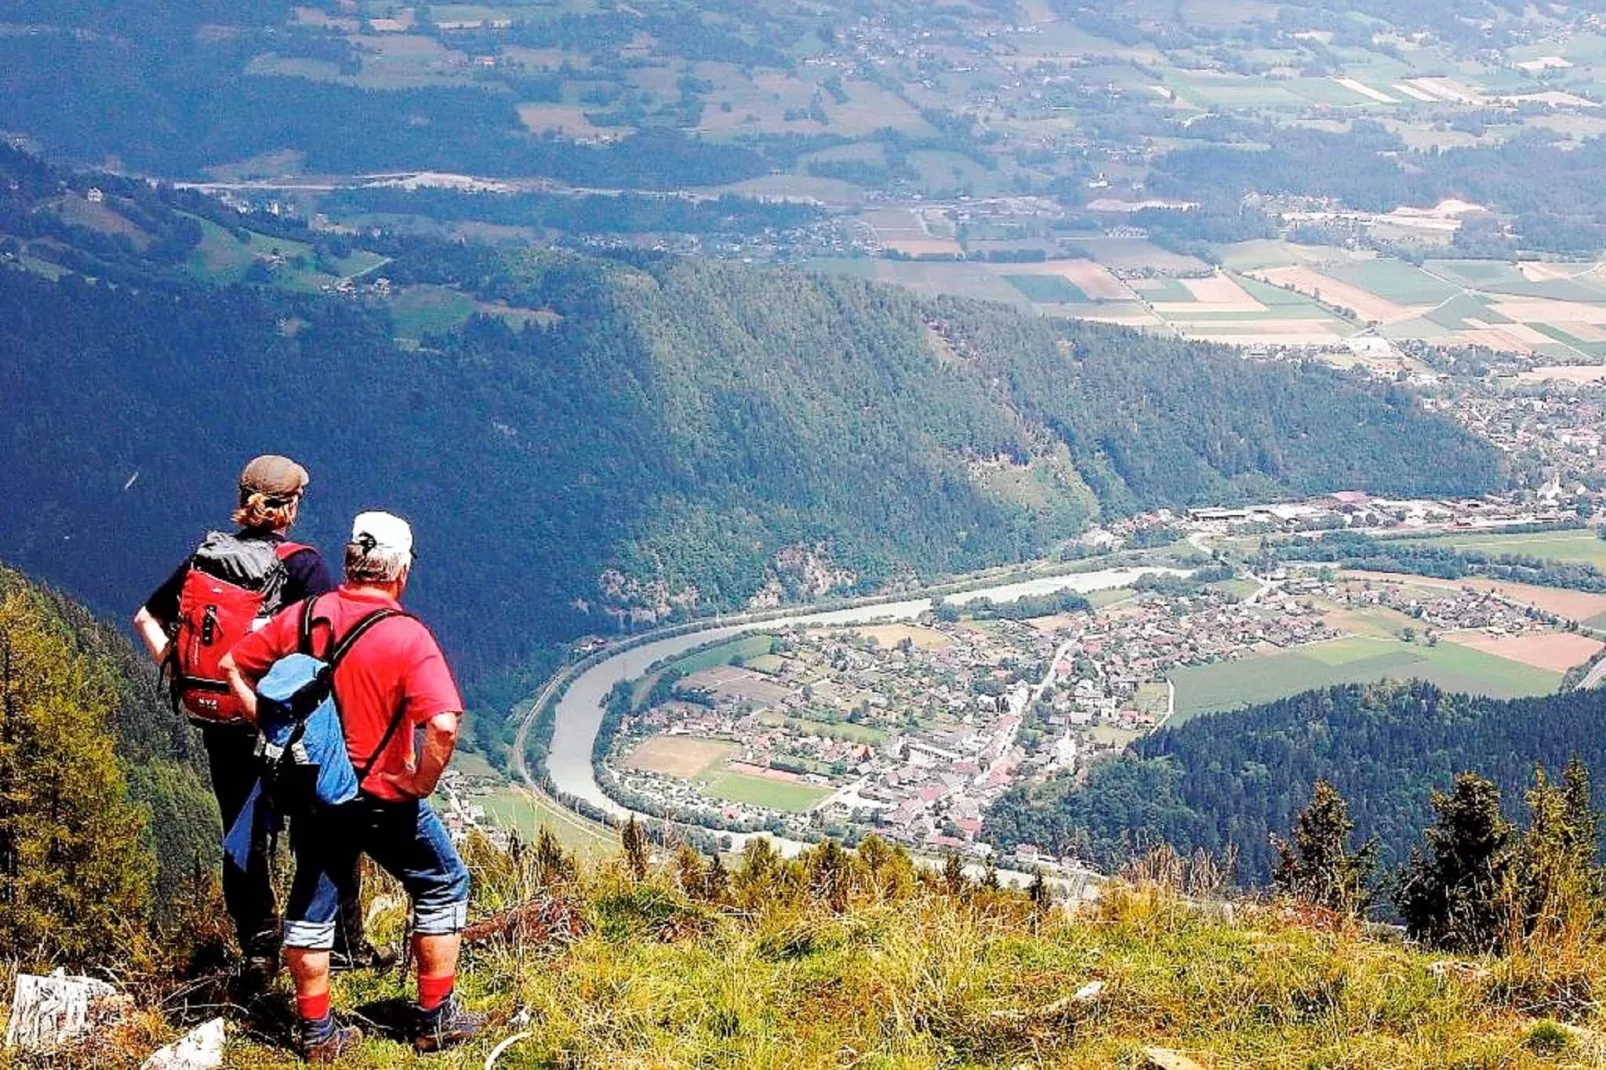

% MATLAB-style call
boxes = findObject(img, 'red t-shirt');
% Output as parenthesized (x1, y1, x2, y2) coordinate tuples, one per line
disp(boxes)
(230, 586, 463, 802)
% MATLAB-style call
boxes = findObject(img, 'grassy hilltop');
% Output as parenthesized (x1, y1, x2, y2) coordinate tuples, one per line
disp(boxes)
(28, 836, 1606, 1070)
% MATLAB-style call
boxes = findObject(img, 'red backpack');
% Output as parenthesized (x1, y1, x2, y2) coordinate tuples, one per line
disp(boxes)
(167, 532, 308, 723)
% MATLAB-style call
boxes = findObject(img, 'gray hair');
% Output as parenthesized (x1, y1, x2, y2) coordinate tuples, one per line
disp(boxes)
(344, 539, 411, 584)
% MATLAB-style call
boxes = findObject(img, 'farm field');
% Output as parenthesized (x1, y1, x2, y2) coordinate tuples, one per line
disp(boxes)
(703, 770, 832, 812)
(1167, 635, 1562, 721)
(625, 734, 737, 778)
(1447, 630, 1603, 672)
(850, 623, 953, 650)
(1412, 529, 1606, 569)
(672, 635, 778, 675)
(474, 785, 618, 860)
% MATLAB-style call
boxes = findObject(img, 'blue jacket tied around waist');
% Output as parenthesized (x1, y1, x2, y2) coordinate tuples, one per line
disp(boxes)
(221, 603, 409, 869)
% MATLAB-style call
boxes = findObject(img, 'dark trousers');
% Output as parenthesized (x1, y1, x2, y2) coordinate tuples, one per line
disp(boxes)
(199, 723, 368, 957)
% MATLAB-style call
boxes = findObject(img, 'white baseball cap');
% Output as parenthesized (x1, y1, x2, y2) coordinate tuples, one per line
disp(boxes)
(350, 511, 414, 556)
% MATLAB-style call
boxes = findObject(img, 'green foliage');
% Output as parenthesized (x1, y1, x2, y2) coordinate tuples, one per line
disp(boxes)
(0, 567, 215, 916)
(1394, 773, 1515, 952)
(621, 815, 649, 881)
(984, 681, 1606, 885)
(953, 590, 1092, 622)
(0, 577, 153, 965)
(1271, 779, 1377, 917)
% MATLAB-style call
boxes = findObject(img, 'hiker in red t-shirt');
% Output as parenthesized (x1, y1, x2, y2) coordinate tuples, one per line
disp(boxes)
(222, 511, 483, 1061)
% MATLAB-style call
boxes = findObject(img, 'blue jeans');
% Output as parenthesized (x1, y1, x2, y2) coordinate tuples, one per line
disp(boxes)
(284, 796, 470, 950)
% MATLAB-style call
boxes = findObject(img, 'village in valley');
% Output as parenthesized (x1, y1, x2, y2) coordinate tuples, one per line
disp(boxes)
(592, 487, 1606, 877)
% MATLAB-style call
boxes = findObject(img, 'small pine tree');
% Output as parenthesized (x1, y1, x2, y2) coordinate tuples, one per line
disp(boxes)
(1270, 779, 1377, 916)
(533, 826, 573, 883)
(1395, 772, 1515, 952)
(1561, 754, 1601, 870)
(1511, 765, 1599, 948)
(672, 842, 704, 894)
(1028, 867, 1052, 912)
(703, 852, 729, 903)
(942, 852, 967, 897)
(981, 858, 1000, 892)
(621, 815, 649, 881)
(807, 839, 852, 912)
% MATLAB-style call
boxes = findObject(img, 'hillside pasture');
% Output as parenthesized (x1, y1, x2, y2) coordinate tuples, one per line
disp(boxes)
(517, 103, 625, 139)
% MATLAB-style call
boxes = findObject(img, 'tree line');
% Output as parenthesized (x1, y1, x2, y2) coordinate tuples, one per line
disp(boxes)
(984, 680, 1606, 887)
(1274, 763, 1601, 960)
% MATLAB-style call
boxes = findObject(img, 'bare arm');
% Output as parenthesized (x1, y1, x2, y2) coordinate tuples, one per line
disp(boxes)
(133, 607, 171, 665)
(218, 652, 259, 724)
(382, 711, 461, 800)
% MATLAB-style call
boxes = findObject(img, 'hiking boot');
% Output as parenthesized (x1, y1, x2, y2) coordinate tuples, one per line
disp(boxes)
(412, 993, 486, 1054)
(298, 1014, 362, 1064)
(330, 940, 397, 973)
(232, 953, 281, 1005)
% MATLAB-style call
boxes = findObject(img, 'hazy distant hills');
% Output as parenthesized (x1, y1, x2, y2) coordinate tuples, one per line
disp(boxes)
(0, 149, 1501, 691)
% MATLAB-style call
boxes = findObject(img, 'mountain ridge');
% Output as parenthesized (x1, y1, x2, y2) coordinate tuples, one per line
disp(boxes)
(0, 147, 1504, 695)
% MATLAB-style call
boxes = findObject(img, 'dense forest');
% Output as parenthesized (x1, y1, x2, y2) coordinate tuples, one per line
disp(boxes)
(0, 148, 1502, 704)
(984, 680, 1606, 884)
(0, 566, 216, 925)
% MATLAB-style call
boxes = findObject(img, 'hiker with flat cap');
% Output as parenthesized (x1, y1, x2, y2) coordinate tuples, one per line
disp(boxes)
(133, 456, 388, 995)
(221, 511, 483, 1061)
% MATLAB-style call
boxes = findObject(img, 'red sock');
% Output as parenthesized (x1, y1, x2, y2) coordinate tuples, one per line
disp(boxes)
(297, 990, 331, 1022)
(417, 973, 455, 1012)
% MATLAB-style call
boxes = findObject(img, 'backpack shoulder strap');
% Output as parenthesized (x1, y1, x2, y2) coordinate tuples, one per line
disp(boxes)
(298, 594, 326, 657)
(327, 608, 410, 668)
(274, 541, 310, 561)
(319, 607, 419, 782)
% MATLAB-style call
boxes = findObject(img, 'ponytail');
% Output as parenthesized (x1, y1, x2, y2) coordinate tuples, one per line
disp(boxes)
(233, 490, 299, 532)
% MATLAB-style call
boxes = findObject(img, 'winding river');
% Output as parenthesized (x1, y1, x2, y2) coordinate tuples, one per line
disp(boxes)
(540, 566, 1184, 826)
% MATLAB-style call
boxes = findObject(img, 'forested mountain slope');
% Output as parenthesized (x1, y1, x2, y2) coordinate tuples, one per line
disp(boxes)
(985, 681, 1606, 885)
(0, 565, 215, 917)
(0, 151, 1502, 692)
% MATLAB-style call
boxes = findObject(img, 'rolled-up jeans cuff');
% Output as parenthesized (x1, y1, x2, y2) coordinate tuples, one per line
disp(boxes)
(414, 899, 468, 936)
(284, 919, 338, 950)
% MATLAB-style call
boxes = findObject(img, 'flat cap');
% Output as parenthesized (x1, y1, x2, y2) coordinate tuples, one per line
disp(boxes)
(239, 455, 309, 501)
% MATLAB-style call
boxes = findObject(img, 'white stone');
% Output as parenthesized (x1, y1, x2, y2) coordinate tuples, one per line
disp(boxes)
(141, 1018, 226, 1070)
(4, 969, 121, 1052)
